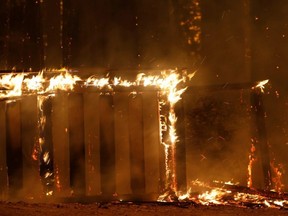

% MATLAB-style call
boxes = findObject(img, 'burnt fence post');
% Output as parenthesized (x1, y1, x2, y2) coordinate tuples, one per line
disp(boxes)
(251, 89, 272, 190)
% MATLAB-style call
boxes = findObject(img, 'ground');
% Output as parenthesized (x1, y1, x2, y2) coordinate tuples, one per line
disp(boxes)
(0, 202, 288, 216)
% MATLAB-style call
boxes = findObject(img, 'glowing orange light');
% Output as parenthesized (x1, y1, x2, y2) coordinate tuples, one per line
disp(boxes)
(253, 79, 269, 92)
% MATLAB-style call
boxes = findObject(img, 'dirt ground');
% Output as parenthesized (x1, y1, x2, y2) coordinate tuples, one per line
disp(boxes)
(0, 202, 288, 216)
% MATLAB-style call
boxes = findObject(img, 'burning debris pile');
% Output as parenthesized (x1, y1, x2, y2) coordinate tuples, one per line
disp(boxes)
(164, 180, 288, 209)
(0, 69, 287, 210)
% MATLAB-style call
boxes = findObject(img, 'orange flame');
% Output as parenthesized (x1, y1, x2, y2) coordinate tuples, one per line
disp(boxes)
(271, 162, 284, 193)
(253, 79, 269, 92)
(247, 141, 256, 188)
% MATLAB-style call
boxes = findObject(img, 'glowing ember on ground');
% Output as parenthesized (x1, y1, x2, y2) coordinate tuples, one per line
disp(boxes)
(173, 180, 288, 209)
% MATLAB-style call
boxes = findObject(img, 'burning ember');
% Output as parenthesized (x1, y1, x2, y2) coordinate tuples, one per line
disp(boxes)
(253, 79, 269, 93)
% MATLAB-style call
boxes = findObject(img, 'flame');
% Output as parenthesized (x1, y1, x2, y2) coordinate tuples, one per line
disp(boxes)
(198, 189, 231, 205)
(0, 70, 81, 99)
(176, 180, 288, 209)
(247, 141, 256, 188)
(253, 79, 269, 92)
(135, 71, 193, 193)
(113, 77, 133, 87)
(46, 71, 81, 92)
(24, 71, 46, 92)
(0, 73, 25, 98)
(271, 161, 284, 192)
(36, 94, 54, 195)
(43, 152, 50, 164)
(85, 76, 110, 89)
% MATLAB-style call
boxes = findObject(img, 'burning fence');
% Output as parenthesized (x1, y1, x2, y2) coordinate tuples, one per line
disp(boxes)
(0, 69, 191, 200)
(0, 69, 287, 209)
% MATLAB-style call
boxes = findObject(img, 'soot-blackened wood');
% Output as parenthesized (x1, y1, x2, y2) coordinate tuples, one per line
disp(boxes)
(114, 92, 132, 195)
(83, 92, 101, 196)
(39, 96, 54, 193)
(143, 92, 161, 195)
(99, 95, 116, 195)
(20, 96, 42, 197)
(6, 101, 22, 198)
(0, 102, 7, 199)
(68, 93, 85, 196)
(128, 94, 145, 194)
(52, 92, 70, 196)
(251, 90, 272, 190)
(175, 98, 187, 192)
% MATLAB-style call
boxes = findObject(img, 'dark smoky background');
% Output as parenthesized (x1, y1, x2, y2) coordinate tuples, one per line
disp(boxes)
(1, 0, 288, 192)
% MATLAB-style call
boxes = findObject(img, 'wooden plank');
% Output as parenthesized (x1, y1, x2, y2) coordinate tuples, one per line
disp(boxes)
(114, 92, 131, 196)
(158, 103, 170, 191)
(175, 99, 187, 192)
(38, 96, 54, 195)
(6, 100, 22, 198)
(20, 96, 42, 198)
(142, 92, 160, 195)
(51, 93, 70, 196)
(251, 90, 272, 190)
(0, 102, 7, 200)
(68, 93, 85, 196)
(99, 95, 116, 195)
(83, 92, 101, 196)
(128, 94, 145, 194)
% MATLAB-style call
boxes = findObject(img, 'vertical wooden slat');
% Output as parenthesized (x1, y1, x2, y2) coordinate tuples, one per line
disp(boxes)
(84, 92, 101, 196)
(99, 95, 116, 195)
(185, 104, 193, 189)
(39, 96, 54, 194)
(6, 100, 22, 198)
(20, 96, 42, 198)
(159, 141, 166, 193)
(158, 103, 169, 191)
(175, 99, 187, 192)
(251, 90, 272, 190)
(128, 94, 145, 194)
(0, 102, 7, 199)
(142, 92, 160, 195)
(68, 93, 85, 196)
(52, 93, 70, 196)
(114, 92, 131, 196)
